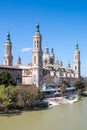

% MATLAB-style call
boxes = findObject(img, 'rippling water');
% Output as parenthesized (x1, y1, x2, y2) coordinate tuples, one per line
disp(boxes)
(0, 98, 87, 130)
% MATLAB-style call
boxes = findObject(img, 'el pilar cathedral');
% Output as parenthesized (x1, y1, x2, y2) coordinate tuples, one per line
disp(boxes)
(0, 23, 81, 87)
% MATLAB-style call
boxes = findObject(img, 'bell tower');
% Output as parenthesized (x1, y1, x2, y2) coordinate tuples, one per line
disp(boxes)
(4, 32, 13, 66)
(73, 43, 80, 78)
(32, 23, 43, 87)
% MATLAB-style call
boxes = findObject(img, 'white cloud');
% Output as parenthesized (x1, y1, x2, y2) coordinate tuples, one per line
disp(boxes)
(21, 48, 32, 52)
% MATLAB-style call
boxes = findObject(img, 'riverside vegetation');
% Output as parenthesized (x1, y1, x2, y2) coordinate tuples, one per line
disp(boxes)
(0, 71, 44, 114)
(0, 85, 44, 114)
(0, 71, 87, 114)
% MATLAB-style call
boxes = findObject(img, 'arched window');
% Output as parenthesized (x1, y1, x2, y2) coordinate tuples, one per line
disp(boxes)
(34, 56, 36, 63)
(37, 43, 38, 48)
(37, 40, 38, 43)
(75, 66, 77, 70)
(37, 41, 39, 48)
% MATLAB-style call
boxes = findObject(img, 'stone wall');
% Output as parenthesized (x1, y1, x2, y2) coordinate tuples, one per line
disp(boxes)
(0, 65, 22, 85)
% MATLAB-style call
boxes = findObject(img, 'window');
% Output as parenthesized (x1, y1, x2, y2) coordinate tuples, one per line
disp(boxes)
(34, 56, 36, 63)
(75, 66, 77, 70)
(37, 41, 39, 48)
(37, 40, 38, 43)
(37, 43, 38, 48)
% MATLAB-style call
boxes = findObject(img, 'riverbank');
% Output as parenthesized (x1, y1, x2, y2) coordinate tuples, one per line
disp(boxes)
(45, 96, 78, 107)
(0, 94, 85, 114)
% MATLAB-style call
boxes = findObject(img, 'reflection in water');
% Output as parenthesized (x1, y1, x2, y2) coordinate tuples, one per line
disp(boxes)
(0, 98, 87, 130)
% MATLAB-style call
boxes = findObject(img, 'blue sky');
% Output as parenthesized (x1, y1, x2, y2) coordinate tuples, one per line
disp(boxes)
(0, 0, 87, 76)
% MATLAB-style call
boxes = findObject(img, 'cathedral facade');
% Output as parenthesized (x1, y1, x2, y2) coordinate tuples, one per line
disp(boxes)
(0, 23, 81, 87)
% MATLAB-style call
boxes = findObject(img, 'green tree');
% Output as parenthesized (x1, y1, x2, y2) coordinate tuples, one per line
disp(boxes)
(0, 71, 16, 87)
(0, 85, 43, 112)
(0, 85, 12, 112)
(74, 80, 85, 92)
(16, 86, 42, 109)
(60, 80, 68, 97)
(62, 80, 70, 87)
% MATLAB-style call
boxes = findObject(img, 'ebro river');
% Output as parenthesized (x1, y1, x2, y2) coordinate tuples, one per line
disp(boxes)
(0, 98, 87, 130)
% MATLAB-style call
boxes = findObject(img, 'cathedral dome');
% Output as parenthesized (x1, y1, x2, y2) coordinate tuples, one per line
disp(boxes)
(43, 53, 50, 64)
(43, 47, 50, 65)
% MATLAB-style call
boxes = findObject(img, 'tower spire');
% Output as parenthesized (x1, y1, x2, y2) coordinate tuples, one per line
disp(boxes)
(34, 19, 41, 36)
(73, 43, 80, 78)
(36, 18, 39, 32)
(35, 23, 40, 33)
(17, 55, 21, 66)
(6, 32, 11, 43)
(76, 41, 79, 50)
(4, 32, 13, 66)
(32, 23, 43, 87)
(51, 48, 54, 54)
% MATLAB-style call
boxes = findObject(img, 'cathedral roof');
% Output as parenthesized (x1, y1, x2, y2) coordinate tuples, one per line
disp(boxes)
(0, 65, 22, 70)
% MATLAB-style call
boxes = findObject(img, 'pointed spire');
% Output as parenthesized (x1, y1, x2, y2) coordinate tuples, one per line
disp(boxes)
(45, 46, 49, 54)
(34, 22, 41, 36)
(36, 23, 40, 32)
(51, 48, 54, 54)
(17, 55, 21, 65)
(6, 32, 11, 43)
(76, 41, 79, 50)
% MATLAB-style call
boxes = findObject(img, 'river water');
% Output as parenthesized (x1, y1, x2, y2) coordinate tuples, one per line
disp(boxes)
(0, 98, 87, 130)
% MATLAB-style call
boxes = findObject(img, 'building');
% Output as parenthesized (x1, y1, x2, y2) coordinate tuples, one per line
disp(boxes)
(0, 23, 81, 87)
(43, 43, 80, 79)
